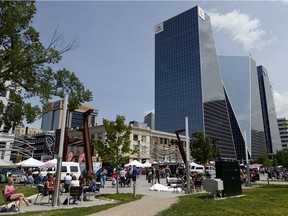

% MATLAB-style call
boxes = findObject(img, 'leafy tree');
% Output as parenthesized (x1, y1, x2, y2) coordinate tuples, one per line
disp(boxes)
(0, 1, 92, 130)
(253, 155, 271, 167)
(191, 131, 218, 164)
(93, 115, 134, 193)
(275, 150, 288, 168)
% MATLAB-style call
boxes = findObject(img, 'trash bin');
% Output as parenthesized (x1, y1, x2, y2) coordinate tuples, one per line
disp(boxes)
(215, 161, 242, 197)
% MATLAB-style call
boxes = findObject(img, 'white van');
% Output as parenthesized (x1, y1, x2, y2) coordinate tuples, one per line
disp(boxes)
(190, 163, 216, 176)
(33, 162, 81, 181)
(205, 166, 216, 176)
(190, 162, 204, 173)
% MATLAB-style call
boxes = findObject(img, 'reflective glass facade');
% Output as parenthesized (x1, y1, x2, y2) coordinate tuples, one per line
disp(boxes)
(219, 56, 267, 159)
(42, 111, 53, 131)
(70, 111, 83, 129)
(155, 6, 236, 159)
(257, 66, 282, 154)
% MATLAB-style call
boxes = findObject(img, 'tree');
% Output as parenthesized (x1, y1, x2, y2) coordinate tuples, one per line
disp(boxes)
(93, 115, 135, 194)
(275, 150, 288, 168)
(253, 155, 271, 167)
(191, 131, 218, 164)
(0, 1, 92, 130)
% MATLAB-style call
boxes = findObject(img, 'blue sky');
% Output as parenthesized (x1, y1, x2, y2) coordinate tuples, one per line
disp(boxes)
(27, 1, 288, 128)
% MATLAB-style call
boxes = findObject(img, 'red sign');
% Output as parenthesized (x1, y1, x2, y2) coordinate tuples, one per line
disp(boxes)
(78, 153, 85, 163)
(67, 151, 74, 162)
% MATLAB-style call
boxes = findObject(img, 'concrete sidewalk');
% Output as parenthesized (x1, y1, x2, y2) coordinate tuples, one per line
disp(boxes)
(87, 195, 178, 216)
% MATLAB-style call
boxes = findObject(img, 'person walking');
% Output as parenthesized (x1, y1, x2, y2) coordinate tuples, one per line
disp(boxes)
(100, 167, 108, 188)
(119, 168, 126, 188)
(155, 166, 160, 184)
(132, 165, 138, 186)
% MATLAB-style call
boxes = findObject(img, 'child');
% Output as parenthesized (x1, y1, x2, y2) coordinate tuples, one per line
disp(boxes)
(111, 171, 117, 187)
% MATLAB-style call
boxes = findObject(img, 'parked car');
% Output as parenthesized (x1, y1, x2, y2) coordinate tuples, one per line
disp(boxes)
(0, 166, 22, 182)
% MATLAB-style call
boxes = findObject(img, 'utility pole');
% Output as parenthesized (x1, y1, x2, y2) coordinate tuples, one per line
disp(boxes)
(244, 130, 251, 187)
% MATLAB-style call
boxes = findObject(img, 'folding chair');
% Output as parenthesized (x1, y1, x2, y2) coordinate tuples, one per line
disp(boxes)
(1, 189, 19, 213)
(34, 184, 52, 205)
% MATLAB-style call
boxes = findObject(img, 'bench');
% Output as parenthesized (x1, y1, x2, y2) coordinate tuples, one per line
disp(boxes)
(67, 186, 83, 206)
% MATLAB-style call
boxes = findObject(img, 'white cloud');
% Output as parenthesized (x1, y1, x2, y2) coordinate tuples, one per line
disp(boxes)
(273, 90, 288, 118)
(208, 10, 271, 51)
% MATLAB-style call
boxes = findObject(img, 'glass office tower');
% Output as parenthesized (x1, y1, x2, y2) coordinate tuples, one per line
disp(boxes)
(218, 56, 267, 159)
(155, 6, 236, 160)
(257, 66, 282, 154)
(41, 100, 98, 131)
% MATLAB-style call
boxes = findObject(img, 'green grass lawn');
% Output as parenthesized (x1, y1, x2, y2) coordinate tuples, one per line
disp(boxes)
(157, 184, 288, 216)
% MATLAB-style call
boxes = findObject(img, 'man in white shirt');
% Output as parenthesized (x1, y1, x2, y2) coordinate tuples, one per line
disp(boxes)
(64, 173, 72, 192)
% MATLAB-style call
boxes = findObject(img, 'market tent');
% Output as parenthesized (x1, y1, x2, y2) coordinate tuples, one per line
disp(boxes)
(39, 158, 57, 169)
(16, 157, 44, 167)
(142, 161, 152, 168)
(249, 164, 262, 169)
(124, 160, 143, 168)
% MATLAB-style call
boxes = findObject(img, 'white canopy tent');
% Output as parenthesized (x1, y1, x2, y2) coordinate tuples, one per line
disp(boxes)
(124, 160, 143, 168)
(142, 161, 152, 167)
(16, 157, 44, 167)
(39, 158, 57, 169)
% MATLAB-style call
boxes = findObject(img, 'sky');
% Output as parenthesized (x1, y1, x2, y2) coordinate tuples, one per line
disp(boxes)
(27, 0, 288, 128)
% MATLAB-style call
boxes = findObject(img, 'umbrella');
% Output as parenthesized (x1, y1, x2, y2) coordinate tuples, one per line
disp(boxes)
(39, 158, 57, 169)
(16, 157, 44, 167)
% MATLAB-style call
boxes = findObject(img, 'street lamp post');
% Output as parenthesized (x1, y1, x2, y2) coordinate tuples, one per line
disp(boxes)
(185, 117, 191, 194)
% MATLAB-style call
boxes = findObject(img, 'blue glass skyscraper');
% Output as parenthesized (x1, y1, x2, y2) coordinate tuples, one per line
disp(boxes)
(218, 55, 267, 159)
(257, 66, 282, 155)
(155, 6, 236, 160)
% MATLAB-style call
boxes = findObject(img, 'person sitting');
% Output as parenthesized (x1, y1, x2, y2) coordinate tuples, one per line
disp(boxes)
(83, 174, 96, 201)
(34, 173, 42, 185)
(70, 175, 80, 187)
(64, 173, 72, 193)
(0, 172, 6, 184)
(20, 174, 28, 185)
(26, 173, 34, 186)
(69, 175, 80, 203)
(44, 174, 54, 198)
(4, 178, 31, 213)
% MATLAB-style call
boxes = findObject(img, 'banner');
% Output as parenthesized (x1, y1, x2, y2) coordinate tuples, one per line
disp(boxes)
(78, 152, 85, 163)
(67, 151, 74, 162)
